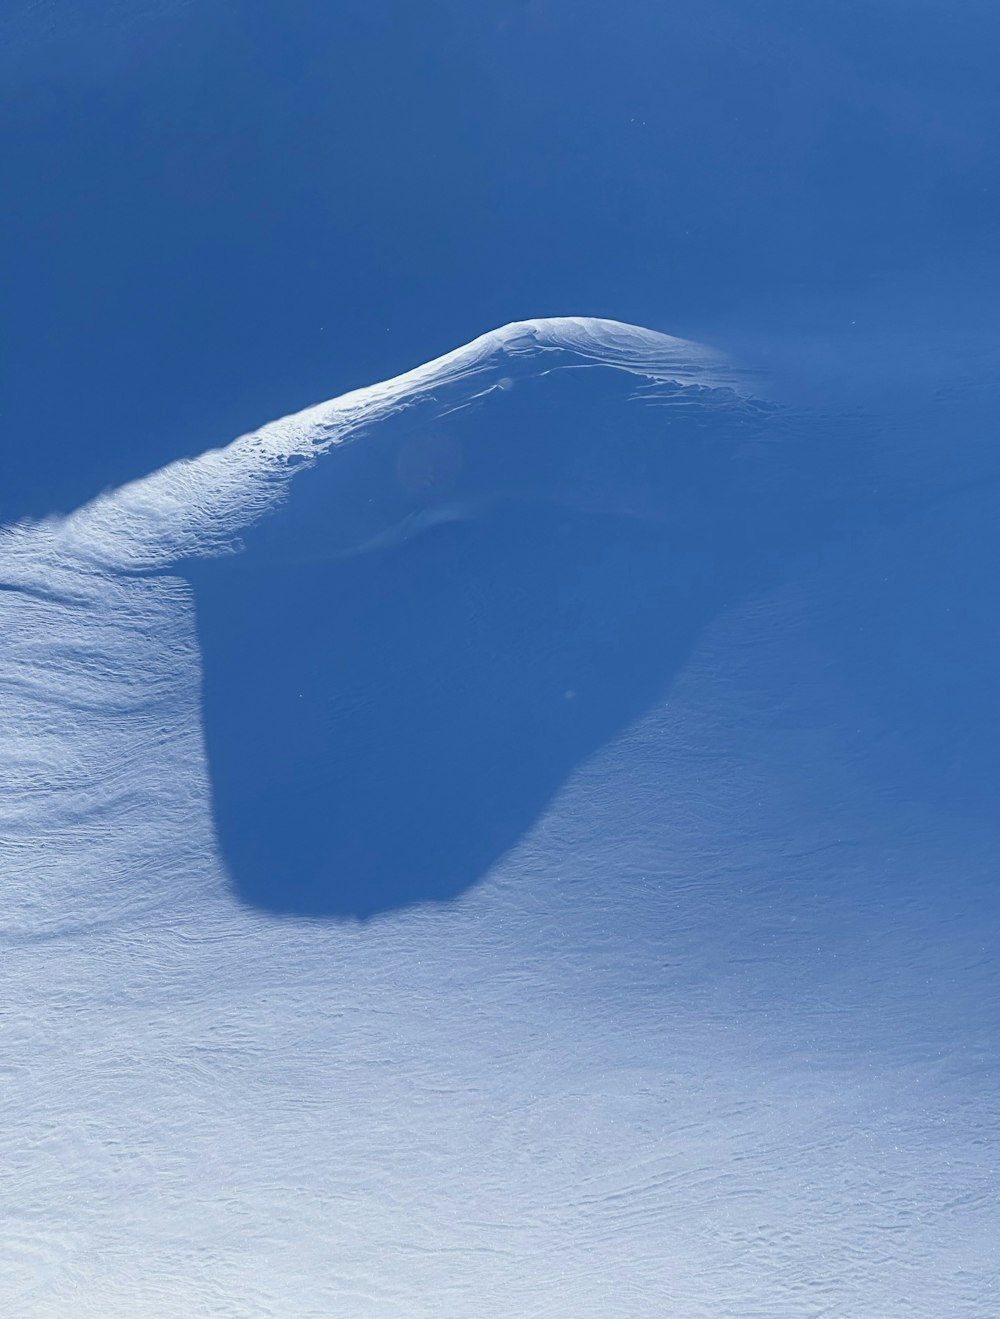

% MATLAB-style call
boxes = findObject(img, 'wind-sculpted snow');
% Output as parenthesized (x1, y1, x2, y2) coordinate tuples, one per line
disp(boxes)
(0, 317, 745, 936)
(0, 318, 746, 582)
(3, 319, 999, 1317)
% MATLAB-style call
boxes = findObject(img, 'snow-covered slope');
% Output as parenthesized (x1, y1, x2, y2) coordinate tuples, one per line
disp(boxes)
(2, 319, 997, 1317)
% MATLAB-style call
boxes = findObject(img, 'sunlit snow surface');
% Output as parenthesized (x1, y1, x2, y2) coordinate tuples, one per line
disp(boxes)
(2, 319, 998, 1316)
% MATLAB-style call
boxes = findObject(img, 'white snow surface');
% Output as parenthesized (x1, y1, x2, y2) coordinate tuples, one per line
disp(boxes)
(1, 319, 997, 1317)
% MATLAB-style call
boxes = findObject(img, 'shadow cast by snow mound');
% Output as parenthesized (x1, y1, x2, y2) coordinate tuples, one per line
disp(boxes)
(189, 358, 839, 919)
(194, 507, 724, 918)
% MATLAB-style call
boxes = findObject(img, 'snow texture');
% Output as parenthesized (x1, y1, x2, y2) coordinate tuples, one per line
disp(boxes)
(2, 319, 997, 1317)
